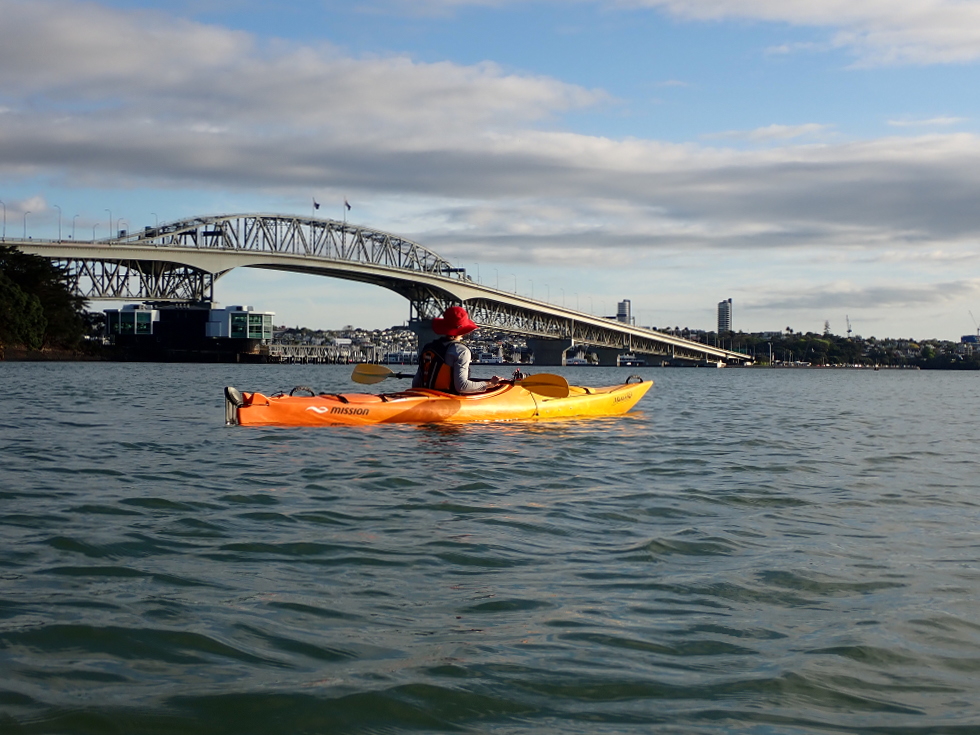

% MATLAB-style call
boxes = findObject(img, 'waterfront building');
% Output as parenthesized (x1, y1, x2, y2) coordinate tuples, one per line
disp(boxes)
(105, 303, 274, 360)
(205, 305, 274, 340)
(104, 304, 160, 336)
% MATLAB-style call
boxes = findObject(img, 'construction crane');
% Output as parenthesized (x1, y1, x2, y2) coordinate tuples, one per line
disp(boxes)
(846, 315, 852, 339)
(971, 311, 979, 338)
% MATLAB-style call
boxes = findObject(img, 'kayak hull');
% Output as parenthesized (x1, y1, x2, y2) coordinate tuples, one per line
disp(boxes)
(226, 380, 652, 427)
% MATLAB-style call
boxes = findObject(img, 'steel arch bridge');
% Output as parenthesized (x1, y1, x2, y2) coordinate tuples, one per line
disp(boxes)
(12, 213, 750, 364)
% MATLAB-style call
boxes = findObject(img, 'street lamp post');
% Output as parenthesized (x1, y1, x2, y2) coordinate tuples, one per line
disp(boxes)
(105, 209, 112, 239)
(93, 223, 99, 240)
(151, 212, 158, 227)
(72, 214, 79, 240)
(54, 205, 62, 241)
(511, 274, 517, 293)
(23, 211, 30, 238)
(0, 200, 5, 241)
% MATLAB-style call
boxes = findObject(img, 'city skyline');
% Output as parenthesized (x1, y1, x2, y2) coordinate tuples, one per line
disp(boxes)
(2, 0, 980, 340)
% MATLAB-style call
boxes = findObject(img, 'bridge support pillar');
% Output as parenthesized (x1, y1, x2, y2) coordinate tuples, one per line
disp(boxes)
(408, 319, 437, 358)
(528, 338, 573, 366)
(592, 347, 622, 366)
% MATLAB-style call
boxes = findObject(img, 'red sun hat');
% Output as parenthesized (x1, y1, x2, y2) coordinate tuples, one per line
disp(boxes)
(432, 306, 479, 337)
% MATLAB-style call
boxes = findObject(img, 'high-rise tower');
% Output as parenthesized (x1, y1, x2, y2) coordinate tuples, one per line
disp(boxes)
(617, 299, 632, 324)
(718, 298, 732, 333)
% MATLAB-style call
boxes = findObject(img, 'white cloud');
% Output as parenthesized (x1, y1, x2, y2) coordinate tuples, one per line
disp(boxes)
(705, 123, 834, 141)
(1, 195, 50, 217)
(765, 41, 832, 56)
(887, 116, 967, 127)
(0, 0, 251, 94)
(0, 0, 605, 142)
(627, 0, 980, 64)
(748, 279, 980, 310)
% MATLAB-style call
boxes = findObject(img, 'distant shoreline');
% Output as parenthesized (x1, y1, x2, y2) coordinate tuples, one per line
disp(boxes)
(0, 347, 960, 370)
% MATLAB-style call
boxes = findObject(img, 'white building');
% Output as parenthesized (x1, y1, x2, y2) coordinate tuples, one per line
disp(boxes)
(104, 304, 160, 336)
(205, 305, 275, 341)
(718, 298, 732, 333)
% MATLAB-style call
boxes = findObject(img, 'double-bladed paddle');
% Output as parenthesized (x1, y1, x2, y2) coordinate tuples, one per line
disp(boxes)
(350, 363, 570, 398)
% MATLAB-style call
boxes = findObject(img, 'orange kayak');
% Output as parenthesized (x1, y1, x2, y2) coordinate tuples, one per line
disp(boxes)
(225, 379, 652, 426)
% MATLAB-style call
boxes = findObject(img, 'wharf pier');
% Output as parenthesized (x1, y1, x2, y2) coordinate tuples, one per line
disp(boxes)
(265, 344, 379, 364)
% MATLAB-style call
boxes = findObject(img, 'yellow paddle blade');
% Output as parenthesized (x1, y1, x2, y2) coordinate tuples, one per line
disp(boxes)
(517, 373, 570, 398)
(351, 364, 395, 384)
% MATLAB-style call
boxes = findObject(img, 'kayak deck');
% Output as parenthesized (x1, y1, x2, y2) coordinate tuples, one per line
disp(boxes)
(225, 378, 652, 426)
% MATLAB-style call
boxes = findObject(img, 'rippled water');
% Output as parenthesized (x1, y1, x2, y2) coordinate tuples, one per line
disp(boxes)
(2, 362, 980, 734)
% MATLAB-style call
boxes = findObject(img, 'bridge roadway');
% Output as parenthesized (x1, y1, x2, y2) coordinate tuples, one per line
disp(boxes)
(10, 213, 750, 365)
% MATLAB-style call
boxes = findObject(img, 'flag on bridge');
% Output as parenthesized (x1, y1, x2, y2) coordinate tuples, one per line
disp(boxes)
(313, 198, 320, 210)
(344, 198, 351, 211)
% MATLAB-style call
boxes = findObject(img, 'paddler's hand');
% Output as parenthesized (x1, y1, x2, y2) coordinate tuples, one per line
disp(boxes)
(487, 376, 501, 386)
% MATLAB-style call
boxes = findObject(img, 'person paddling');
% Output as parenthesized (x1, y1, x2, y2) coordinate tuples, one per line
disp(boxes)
(413, 306, 501, 394)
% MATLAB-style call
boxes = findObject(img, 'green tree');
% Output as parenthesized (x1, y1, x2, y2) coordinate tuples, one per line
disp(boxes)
(0, 245, 87, 348)
(0, 271, 47, 349)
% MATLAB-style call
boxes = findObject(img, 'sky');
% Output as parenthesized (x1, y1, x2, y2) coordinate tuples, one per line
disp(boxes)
(2, 0, 980, 339)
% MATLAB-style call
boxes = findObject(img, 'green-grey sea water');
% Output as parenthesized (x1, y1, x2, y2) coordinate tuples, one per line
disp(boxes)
(2, 362, 979, 734)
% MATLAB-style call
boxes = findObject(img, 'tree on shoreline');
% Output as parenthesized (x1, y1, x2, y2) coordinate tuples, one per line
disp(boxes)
(0, 245, 87, 350)
(0, 271, 46, 349)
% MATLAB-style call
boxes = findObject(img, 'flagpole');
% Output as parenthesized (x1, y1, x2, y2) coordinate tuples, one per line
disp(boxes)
(341, 197, 350, 245)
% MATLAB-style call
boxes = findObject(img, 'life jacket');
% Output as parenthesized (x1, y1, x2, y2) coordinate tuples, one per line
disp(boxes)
(417, 338, 456, 392)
